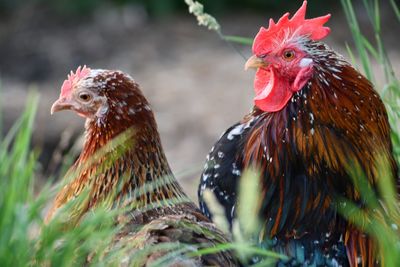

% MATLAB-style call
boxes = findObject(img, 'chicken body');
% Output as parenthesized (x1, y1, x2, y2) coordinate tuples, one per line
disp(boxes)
(48, 67, 237, 266)
(198, 2, 398, 266)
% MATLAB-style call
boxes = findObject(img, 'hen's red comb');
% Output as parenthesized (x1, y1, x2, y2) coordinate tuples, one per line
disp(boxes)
(60, 65, 91, 97)
(253, 1, 331, 54)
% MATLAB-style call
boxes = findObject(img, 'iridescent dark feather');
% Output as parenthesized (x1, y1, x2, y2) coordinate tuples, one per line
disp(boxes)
(198, 42, 398, 266)
(47, 70, 237, 266)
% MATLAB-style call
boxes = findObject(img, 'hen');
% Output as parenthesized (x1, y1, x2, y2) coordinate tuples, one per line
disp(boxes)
(47, 66, 237, 266)
(198, 1, 398, 266)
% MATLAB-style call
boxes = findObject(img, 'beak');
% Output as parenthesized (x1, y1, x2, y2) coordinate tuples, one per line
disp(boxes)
(244, 55, 268, 70)
(51, 97, 73, 115)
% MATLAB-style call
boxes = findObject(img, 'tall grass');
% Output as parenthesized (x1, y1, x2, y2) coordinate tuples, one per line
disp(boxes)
(340, 0, 400, 265)
(0, 94, 126, 266)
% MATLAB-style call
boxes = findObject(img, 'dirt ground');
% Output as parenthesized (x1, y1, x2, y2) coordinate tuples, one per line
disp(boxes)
(0, 3, 399, 201)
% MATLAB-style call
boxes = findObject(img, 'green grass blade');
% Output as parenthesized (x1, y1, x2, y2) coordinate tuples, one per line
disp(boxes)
(223, 35, 253, 46)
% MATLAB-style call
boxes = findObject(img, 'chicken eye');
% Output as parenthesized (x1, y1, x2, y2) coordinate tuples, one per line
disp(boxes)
(78, 92, 92, 102)
(283, 50, 295, 61)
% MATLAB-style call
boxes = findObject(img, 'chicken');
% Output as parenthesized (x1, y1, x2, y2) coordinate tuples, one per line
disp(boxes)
(198, 1, 398, 266)
(47, 66, 237, 266)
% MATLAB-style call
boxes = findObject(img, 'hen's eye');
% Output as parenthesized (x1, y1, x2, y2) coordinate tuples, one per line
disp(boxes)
(283, 50, 295, 61)
(78, 92, 92, 102)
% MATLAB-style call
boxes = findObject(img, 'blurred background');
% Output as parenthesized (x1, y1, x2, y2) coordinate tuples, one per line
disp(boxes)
(0, 0, 398, 200)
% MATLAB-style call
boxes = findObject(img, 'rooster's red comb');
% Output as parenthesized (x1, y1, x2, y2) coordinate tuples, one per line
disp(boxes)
(253, 1, 331, 54)
(60, 65, 91, 97)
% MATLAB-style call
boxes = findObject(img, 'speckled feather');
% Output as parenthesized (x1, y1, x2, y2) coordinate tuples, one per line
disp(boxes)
(47, 70, 237, 266)
(198, 41, 398, 266)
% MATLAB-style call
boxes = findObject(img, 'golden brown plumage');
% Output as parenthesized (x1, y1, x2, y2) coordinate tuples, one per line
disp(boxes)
(47, 67, 237, 266)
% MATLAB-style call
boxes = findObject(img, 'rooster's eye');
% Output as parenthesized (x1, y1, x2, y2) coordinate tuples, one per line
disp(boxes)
(78, 92, 92, 102)
(283, 50, 295, 61)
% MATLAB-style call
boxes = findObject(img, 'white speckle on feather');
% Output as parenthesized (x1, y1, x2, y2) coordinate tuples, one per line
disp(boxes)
(202, 173, 210, 181)
(244, 117, 255, 129)
(96, 103, 109, 117)
(217, 151, 224, 158)
(200, 183, 206, 192)
(326, 232, 331, 238)
(214, 164, 220, 169)
(227, 124, 245, 140)
(232, 162, 241, 176)
(310, 128, 315, 135)
(299, 58, 313, 67)
(128, 108, 136, 115)
(329, 67, 341, 73)
(232, 169, 241, 176)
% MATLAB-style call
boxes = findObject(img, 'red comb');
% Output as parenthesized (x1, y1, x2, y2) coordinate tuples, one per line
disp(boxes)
(60, 65, 91, 98)
(253, 1, 331, 54)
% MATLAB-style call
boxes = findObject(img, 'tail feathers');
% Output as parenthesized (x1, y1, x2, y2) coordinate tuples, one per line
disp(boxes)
(258, 235, 349, 267)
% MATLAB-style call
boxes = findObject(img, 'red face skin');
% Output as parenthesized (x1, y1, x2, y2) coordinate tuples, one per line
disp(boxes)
(51, 71, 109, 121)
(249, 44, 314, 112)
(245, 0, 331, 113)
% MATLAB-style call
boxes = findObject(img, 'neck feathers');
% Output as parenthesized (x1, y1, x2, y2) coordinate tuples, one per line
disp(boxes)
(46, 84, 187, 222)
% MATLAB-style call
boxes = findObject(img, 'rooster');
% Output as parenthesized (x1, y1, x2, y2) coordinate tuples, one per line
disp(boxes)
(47, 66, 237, 266)
(198, 1, 398, 266)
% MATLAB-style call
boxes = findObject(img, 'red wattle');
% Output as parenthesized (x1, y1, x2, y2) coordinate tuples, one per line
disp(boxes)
(253, 68, 293, 112)
(292, 66, 313, 92)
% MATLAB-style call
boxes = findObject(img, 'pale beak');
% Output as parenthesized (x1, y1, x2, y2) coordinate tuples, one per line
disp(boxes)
(244, 55, 268, 70)
(51, 97, 73, 115)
